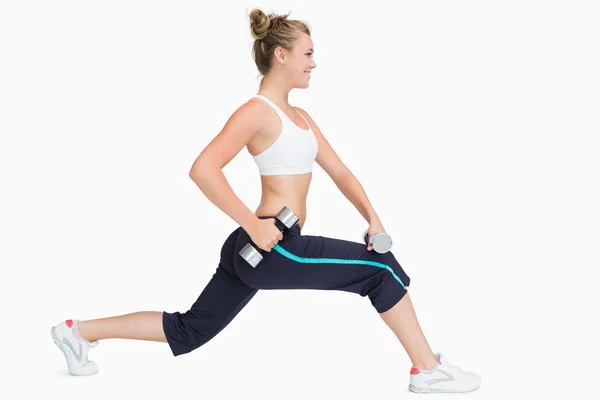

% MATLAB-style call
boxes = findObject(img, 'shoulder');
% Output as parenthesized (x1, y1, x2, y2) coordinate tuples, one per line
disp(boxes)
(232, 97, 267, 115)
(245, 97, 270, 114)
(215, 99, 273, 142)
(228, 98, 270, 126)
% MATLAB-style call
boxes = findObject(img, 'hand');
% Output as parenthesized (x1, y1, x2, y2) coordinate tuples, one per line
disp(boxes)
(365, 220, 386, 251)
(247, 218, 284, 252)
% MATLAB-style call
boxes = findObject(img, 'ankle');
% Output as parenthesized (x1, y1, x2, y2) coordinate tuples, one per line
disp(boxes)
(413, 354, 439, 371)
(72, 320, 94, 343)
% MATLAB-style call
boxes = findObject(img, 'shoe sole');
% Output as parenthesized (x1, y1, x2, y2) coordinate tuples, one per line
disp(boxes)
(51, 326, 96, 376)
(409, 383, 480, 394)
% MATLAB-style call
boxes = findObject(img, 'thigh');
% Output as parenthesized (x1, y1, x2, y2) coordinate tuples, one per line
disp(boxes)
(233, 229, 411, 292)
(163, 226, 258, 356)
(189, 225, 256, 312)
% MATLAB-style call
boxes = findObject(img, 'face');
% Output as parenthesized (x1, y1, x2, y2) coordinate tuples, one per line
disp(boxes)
(276, 33, 317, 88)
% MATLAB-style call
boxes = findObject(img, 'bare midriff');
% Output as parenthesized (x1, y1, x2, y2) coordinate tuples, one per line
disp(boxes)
(247, 97, 315, 230)
(254, 173, 311, 230)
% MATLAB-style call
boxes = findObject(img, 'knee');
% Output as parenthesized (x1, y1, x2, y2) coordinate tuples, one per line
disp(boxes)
(382, 251, 410, 288)
(370, 272, 410, 313)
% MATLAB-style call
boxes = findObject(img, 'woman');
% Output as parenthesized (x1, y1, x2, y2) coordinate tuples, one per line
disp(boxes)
(50, 8, 480, 394)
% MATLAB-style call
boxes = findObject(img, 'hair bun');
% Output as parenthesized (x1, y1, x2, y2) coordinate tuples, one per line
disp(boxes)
(249, 8, 270, 40)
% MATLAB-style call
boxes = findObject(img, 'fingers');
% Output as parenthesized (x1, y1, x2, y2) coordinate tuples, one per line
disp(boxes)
(258, 219, 283, 252)
(264, 238, 279, 252)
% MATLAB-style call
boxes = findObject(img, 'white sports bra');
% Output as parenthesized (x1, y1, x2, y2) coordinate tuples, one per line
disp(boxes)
(250, 94, 319, 176)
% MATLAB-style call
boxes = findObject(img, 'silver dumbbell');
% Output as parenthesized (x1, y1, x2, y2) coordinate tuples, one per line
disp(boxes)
(239, 206, 299, 268)
(363, 229, 393, 253)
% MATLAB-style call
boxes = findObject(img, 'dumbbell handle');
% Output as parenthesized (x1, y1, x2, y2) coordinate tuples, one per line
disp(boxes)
(239, 206, 299, 267)
(273, 219, 289, 232)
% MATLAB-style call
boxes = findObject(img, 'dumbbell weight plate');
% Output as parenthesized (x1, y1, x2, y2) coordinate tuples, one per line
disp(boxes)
(239, 243, 263, 268)
(363, 229, 393, 254)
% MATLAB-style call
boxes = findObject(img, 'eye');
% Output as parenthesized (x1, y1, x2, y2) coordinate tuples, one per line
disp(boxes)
(306, 53, 313, 57)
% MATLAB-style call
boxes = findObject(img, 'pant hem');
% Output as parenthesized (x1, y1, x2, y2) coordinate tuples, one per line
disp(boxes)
(376, 286, 409, 314)
(162, 311, 183, 357)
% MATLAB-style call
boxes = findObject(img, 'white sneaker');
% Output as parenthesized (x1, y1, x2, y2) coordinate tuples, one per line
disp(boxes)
(50, 319, 100, 376)
(409, 352, 481, 393)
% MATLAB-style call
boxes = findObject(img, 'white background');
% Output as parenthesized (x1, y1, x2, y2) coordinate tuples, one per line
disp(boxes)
(1, 1, 599, 399)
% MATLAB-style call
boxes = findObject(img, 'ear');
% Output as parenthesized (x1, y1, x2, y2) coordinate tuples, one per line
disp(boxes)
(274, 46, 286, 63)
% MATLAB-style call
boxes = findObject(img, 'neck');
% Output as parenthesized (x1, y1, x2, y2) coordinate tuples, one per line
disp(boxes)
(258, 74, 292, 106)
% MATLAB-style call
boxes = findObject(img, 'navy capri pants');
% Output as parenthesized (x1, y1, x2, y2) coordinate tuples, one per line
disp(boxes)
(162, 216, 411, 357)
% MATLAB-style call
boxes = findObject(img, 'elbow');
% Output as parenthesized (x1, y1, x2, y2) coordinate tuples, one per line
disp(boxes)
(189, 170, 211, 190)
(189, 161, 219, 181)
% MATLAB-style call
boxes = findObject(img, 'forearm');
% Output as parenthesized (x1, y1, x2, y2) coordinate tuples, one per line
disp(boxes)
(189, 166, 259, 232)
(334, 171, 381, 224)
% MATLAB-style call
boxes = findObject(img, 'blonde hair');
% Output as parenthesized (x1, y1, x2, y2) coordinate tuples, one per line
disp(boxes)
(248, 8, 311, 85)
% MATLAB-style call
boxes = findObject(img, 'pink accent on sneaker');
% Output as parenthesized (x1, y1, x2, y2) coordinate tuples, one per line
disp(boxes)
(66, 319, 74, 328)
(410, 367, 421, 375)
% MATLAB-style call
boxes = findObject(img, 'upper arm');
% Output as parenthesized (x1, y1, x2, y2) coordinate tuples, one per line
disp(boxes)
(295, 107, 350, 181)
(190, 100, 266, 173)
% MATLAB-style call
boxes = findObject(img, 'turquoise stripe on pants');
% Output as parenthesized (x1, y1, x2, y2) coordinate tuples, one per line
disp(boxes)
(162, 217, 412, 357)
(273, 243, 407, 287)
